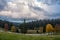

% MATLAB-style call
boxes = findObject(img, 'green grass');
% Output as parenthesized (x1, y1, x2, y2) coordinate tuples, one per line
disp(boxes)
(0, 32, 60, 40)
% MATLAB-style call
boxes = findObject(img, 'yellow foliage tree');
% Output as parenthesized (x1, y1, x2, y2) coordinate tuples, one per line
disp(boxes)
(46, 24, 54, 33)
(39, 27, 43, 33)
(11, 26, 16, 32)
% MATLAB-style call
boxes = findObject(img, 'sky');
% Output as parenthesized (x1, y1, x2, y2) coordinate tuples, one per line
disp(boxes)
(0, 0, 60, 22)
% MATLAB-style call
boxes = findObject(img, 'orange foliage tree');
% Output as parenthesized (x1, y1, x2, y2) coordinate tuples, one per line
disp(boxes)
(55, 24, 60, 32)
(46, 24, 54, 33)
(4, 23, 9, 31)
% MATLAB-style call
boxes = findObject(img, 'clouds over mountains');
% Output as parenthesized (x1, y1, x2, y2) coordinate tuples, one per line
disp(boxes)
(0, 0, 60, 21)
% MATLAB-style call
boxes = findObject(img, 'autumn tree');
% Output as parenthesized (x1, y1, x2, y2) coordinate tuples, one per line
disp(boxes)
(46, 24, 54, 34)
(11, 26, 16, 32)
(4, 23, 9, 31)
(39, 27, 43, 33)
(55, 24, 60, 33)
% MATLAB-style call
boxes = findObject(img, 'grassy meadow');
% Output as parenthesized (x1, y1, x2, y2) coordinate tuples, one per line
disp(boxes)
(0, 32, 60, 40)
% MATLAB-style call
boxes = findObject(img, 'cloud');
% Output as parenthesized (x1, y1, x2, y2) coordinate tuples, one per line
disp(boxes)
(0, 0, 60, 21)
(0, 0, 47, 20)
(0, 0, 7, 10)
(37, 0, 60, 5)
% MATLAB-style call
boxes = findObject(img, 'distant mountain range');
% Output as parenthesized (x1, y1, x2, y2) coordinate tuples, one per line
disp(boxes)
(0, 15, 36, 23)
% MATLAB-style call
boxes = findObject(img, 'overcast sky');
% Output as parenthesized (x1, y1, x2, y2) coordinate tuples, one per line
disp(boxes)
(0, 0, 60, 22)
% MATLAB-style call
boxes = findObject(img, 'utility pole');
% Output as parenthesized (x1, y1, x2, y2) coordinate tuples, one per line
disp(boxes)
(24, 19, 26, 24)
